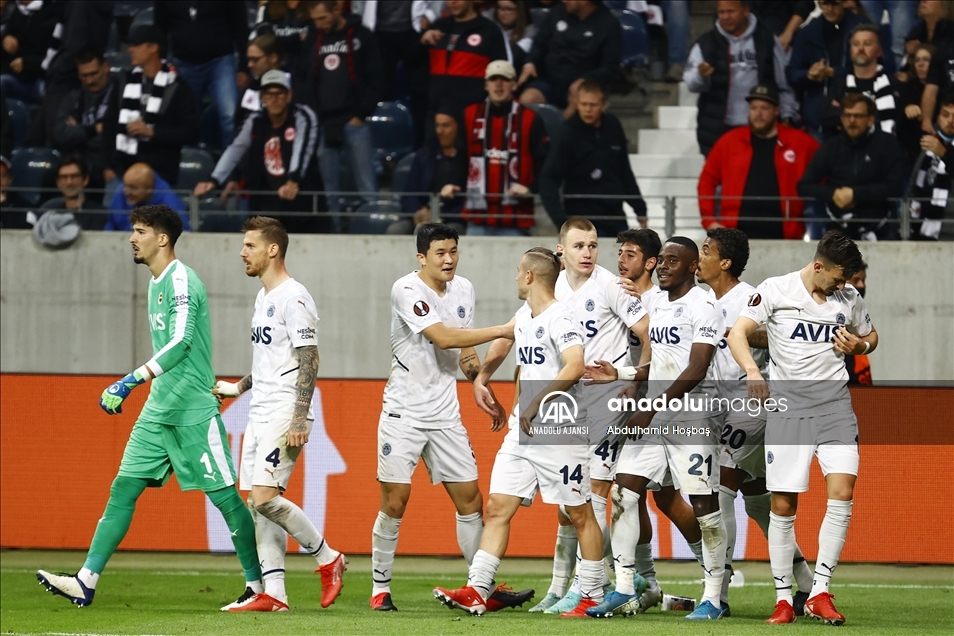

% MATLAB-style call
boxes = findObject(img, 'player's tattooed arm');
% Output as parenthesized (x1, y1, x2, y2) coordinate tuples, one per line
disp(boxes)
(746, 327, 769, 349)
(288, 345, 319, 448)
(459, 348, 480, 382)
(237, 374, 253, 393)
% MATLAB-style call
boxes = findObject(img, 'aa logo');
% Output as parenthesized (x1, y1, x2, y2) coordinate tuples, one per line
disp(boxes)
(538, 391, 578, 424)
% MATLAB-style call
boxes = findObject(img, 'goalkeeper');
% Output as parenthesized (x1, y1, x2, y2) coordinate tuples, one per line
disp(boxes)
(37, 205, 264, 610)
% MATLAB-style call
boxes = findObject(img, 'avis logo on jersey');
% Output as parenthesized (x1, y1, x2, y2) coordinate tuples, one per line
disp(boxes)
(251, 326, 273, 344)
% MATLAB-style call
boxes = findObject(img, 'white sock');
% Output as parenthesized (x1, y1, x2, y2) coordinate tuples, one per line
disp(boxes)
(77, 568, 99, 590)
(568, 553, 582, 595)
(456, 512, 483, 565)
(610, 487, 641, 595)
(810, 499, 852, 597)
(719, 486, 737, 605)
(252, 501, 288, 602)
(687, 539, 704, 566)
(466, 549, 500, 601)
(371, 511, 401, 595)
(547, 524, 578, 597)
(634, 542, 658, 589)
(746, 493, 813, 593)
(577, 558, 606, 602)
(768, 512, 796, 604)
(590, 493, 612, 563)
(697, 509, 727, 607)
(256, 497, 338, 566)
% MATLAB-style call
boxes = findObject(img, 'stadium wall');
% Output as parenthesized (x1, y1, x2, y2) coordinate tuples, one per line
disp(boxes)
(1, 230, 952, 381)
(1, 376, 951, 563)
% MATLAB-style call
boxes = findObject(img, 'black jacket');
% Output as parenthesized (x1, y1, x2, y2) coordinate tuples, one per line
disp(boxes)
(53, 73, 122, 181)
(818, 68, 903, 140)
(528, 4, 622, 91)
(400, 138, 467, 221)
(540, 112, 645, 236)
(0, 0, 64, 83)
(748, 1, 815, 36)
(105, 71, 201, 186)
(797, 128, 907, 240)
(47, 1, 114, 89)
(155, 0, 249, 67)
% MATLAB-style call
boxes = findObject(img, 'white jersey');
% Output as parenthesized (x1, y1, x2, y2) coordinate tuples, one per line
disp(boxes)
(555, 265, 646, 365)
(708, 282, 768, 399)
(512, 301, 585, 427)
(248, 278, 318, 422)
(741, 271, 871, 413)
(381, 272, 475, 429)
(629, 284, 667, 366)
(647, 286, 724, 414)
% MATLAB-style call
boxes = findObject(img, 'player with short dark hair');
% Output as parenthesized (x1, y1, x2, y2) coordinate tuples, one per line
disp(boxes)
(728, 230, 878, 625)
(37, 205, 264, 609)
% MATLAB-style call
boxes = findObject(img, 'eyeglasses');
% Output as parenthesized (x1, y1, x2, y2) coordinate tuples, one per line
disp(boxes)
(261, 90, 288, 100)
(247, 54, 266, 64)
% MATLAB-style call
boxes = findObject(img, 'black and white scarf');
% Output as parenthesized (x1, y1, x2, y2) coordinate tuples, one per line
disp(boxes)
(116, 62, 177, 156)
(16, 0, 62, 72)
(910, 134, 952, 240)
(845, 66, 898, 135)
(465, 100, 522, 211)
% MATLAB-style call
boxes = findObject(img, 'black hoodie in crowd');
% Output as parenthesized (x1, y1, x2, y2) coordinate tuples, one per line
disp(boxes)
(154, 0, 249, 68)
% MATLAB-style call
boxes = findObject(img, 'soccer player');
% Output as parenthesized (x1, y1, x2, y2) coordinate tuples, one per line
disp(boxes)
(37, 205, 263, 608)
(586, 237, 729, 621)
(371, 223, 527, 612)
(212, 216, 345, 612)
(434, 247, 607, 618)
(696, 228, 813, 616)
(728, 231, 877, 626)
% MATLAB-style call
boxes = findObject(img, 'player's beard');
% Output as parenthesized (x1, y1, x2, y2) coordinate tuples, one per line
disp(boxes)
(133, 255, 145, 264)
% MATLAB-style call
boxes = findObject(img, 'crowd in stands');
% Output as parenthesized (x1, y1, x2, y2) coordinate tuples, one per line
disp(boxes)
(0, 0, 951, 242)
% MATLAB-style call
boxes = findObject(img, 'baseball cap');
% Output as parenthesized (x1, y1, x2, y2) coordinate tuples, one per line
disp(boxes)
(745, 84, 779, 106)
(260, 70, 290, 91)
(128, 25, 166, 46)
(485, 60, 516, 80)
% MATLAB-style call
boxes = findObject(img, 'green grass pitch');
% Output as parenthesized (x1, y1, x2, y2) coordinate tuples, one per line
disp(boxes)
(2, 550, 951, 635)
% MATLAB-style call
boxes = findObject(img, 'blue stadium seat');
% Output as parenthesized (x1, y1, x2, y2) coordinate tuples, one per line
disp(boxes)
(5, 99, 31, 149)
(176, 146, 215, 192)
(526, 103, 564, 149)
(349, 200, 402, 234)
(9, 147, 61, 206)
(391, 152, 416, 195)
(198, 195, 247, 233)
(617, 10, 650, 69)
(198, 104, 223, 151)
(368, 101, 414, 170)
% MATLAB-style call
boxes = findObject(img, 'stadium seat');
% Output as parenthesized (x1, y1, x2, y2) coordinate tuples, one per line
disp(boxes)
(529, 7, 550, 25)
(198, 104, 223, 151)
(5, 99, 31, 149)
(130, 5, 154, 29)
(9, 147, 61, 206)
(176, 146, 215, 192)
(104, 50, 132, 72)
(526, 103, 564, 149)
(349, 200, 402, 234)
(247, 5, 258, 29)
(367, 101, 414, 170)
(197, 195, 247, 233)
(391, 152, 416, 195)
(617, 10, 650, 69)
(114, 1, 152, 17)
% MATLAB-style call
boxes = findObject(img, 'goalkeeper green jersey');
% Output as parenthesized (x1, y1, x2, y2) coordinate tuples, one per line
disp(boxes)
(139, 259, 220, 426)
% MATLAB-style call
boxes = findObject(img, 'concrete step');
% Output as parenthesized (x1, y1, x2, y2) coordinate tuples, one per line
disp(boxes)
(638, 128, 699, 156)
(638, 177, 698, 198)
(620, 113, 654, 153)
(658, 105, 698, 130)
(679, 82, 696, 107)
(629, 154, 704, 179)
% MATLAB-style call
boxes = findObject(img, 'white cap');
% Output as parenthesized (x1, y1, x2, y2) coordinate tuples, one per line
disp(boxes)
(484, 60, 516, 80)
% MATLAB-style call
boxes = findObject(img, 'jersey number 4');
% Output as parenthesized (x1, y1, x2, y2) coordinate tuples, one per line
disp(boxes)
(266, 448, 281, 467)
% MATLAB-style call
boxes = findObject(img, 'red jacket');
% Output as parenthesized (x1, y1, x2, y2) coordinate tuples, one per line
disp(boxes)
(698, 125, 820, 240)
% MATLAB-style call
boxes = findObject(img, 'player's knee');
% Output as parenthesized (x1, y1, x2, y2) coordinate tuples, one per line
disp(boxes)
(771, 495, 798, 517)
(455, 489, 482, 516)
(109, 476, 148, 507)
(563, 502, 595, 528)
(828, 483, 854, 502)
(380, 490, 409, 519)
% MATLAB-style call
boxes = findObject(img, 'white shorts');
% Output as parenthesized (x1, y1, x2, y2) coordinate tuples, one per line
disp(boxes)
(765, 410, 859, 493)
(616, 439, 673, 490)
(239, 417, 311, 491)
(376, 415, 478, 485)
(588, 409, 630, 482)
(718, 411, 767, 480)
(662, 415, 722, 496)
(489, 427, 591, 507)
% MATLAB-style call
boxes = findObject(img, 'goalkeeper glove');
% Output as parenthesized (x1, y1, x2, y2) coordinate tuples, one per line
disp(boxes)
(100, 369, 147, 415)
(213, 380, 241, 398)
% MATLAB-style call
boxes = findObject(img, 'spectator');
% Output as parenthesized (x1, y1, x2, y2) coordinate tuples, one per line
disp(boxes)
(40, 155, 107, 231)
(684, 0, 796, 155)
(921, 27, 954, 131)
(194, 70, 328, 234)
(747, 1, 815, 51)
(0, 0, 65, 103)
(699, 84, 820, 240)
(104, 25, 200, 189)
(0, 154, 32, 228)
(421, 0, 512, 124)
(252, 0, 310, 60)
(903, 0, 954, 73)
(298, 0, 382, 230)
(491, 0, 536, 69)
(105, 162, 189, 232)
(540, 79, 646, 236)
(392, 112, 469, 235)
(819, 24, 904, 140)
(0, 99, 12, 158)
(787, 0, 871, 140)
(860, 0, 919, 70)
(909, 92, 953, 240)
(155, 0, 250, 147)
(798, 93, 907, 241)
(237, 33, 286, 133)
(518, 0, 622, 119)
(447, 60, 548, 236)
(845, 261, 872, 385)
(899, 43, 935, 161)
(52, 47, 120, 194)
